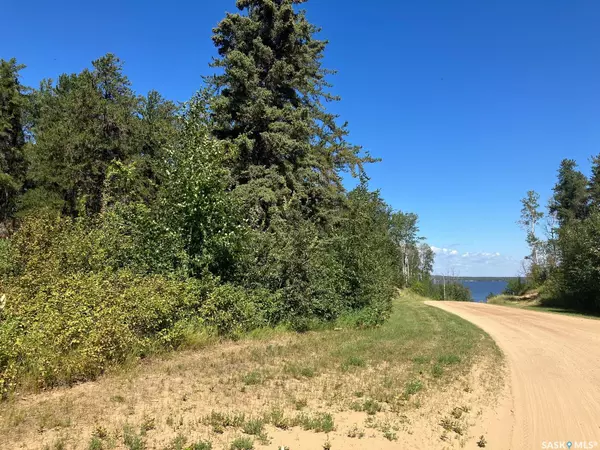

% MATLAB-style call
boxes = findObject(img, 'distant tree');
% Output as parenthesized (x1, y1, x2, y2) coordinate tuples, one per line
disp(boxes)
(549, 159, 589, 225)
(518, 190, 544, 267)
(389, 211, 420, 285)
(0, 58, 29, 225)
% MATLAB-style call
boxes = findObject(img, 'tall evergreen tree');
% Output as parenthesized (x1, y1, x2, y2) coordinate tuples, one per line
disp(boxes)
(207, 0, 373, 228)
(26, 54, 139, 216)
(549, 159, 589, 225)
(0, 58, 28, 224)
(588, 154, 600, 211)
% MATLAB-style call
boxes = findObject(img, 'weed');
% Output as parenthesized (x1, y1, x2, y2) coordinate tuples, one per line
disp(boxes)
(203, 411, 245, 429)
(298, 413, 335, 433)
(165, 433, 187, 450)
(187, 441, 212, 450)
(383, 429, 398, 441)
(404, 379, 423, 396)
(265, 408, 292, 429)
(92, 426, 108, 439)
(123, 424, 146, 450)
(242, 418, 264, 436)
(412, 355, 430, 364)
(110, 395, 126, 403)
(341, 355, 366, 371)
(229, 436, 253, 450)
(451, 407, 464, 419)
(432, 363, 443, 378)
(242, 371, 263, 385)
(362, 399, 382, 415)
(438, 354, 461, 365)
(353, 391, 364, 398)
(347, 424, 365, 438)
(477, 435, 487, 448)
(88, 436, 103, 450)
(439, 417, 464, 435)
(293, 398, 308, 410)
(323, 439, 332, 450)
(284, 363, 316, 379)
(141, 416, 156, 432)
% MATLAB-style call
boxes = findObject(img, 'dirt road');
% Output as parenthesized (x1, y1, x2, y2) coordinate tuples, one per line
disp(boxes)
(427, 301, 600, 450)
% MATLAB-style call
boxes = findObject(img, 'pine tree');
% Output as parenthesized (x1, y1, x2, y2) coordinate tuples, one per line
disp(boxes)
(0, 58, 28, 224)
(207, 0, 373, 228)
(26, 54, 139, 216)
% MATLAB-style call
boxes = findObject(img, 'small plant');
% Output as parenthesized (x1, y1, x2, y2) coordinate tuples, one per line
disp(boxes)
(432, 363, 443, 378)
(242, 418, 265, 436)
(166, 433, 187, 450)
(353, 391, 364, 398)
(265, 408, 292, 429)
(230, 436, 253, 450)
(362, 399, 382, 415)
(383, 429, 398, 441)
(404, 379, 423, 396)
(123, 424, 146, 450)
(322, 439, 332, 450)
(242, 371, 263, 385)
(439, 417, 464, 436)
(347, 424, 365, 438)
(477, 435, 487, 448)
(341, 355, 366, 371)
(298, 413, 335, 433)
(88, 436, 103, 450)
(451, 407, 464, 419)
(284, 363, 316, 379)
(437, 354, 461, 365)
(293, 398, 308, 410)
(188, 441, 213, 450)
(141, 416, 156, 432)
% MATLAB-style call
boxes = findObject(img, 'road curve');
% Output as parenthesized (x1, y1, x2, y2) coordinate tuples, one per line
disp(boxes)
(426, 301, 600, 450)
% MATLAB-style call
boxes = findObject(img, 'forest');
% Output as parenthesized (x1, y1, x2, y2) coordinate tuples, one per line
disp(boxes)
(0, 0, 471, 397)
(516, 158, 600, 312)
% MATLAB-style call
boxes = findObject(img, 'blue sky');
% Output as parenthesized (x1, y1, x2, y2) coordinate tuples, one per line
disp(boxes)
(3, 0, 600, 276)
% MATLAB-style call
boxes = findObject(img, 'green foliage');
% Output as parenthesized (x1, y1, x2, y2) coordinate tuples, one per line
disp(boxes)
(549, 159, 588, 226)
(0, 58, 29, 223)
(0, 2, 438, 397)
(412, 279, 472, 302)
(503, 277, 532, 296)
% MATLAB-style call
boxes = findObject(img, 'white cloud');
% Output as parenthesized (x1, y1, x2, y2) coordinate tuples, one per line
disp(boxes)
(430, 245, 519, 277)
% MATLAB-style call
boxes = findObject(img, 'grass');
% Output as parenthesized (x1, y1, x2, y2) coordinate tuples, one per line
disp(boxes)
(488, 295, 600, 319)
(0, 292, 501, 449)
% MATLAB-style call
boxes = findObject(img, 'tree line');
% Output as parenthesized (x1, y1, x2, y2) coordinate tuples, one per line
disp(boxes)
(0, 0, 457, 396)
(518, 158, 600, 312)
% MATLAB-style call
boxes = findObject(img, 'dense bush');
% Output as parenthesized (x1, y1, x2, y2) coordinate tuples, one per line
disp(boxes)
(503, 277, 533, 296)
(411, 279, 472, 302)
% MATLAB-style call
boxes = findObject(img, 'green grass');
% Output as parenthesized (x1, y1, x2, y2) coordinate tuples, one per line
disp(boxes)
(488, 295, 600, 319)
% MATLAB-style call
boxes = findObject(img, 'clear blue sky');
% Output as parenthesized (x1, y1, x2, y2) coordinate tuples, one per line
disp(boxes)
(3, 0, 600, 276)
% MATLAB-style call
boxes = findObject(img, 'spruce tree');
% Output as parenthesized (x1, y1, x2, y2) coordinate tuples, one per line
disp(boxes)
(208, 0, 372, 228)
(549, 159, 589, 225)
(0, 58, 28, 223)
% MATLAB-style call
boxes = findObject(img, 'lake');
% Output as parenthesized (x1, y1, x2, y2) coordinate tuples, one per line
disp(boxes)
(460, 280, 508, 302)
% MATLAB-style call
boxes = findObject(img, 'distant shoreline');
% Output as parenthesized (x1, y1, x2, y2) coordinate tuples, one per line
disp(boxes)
(431, 276, 518, 283)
